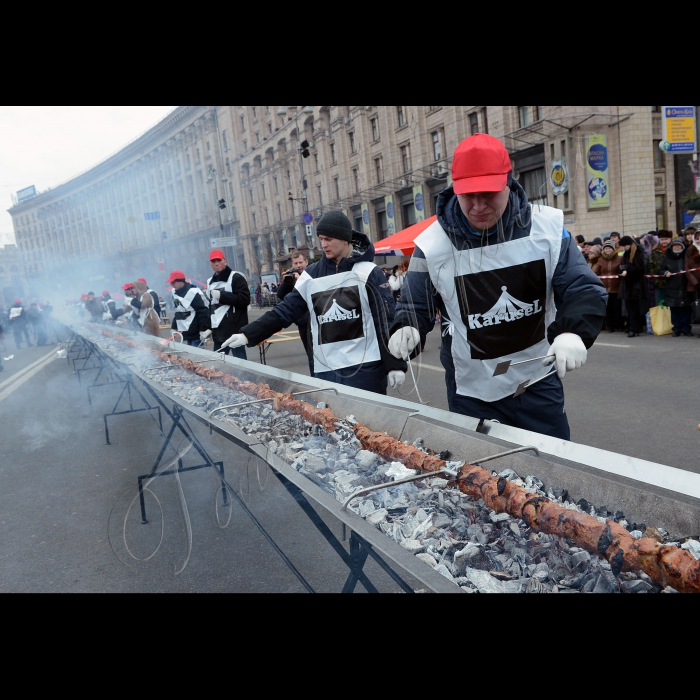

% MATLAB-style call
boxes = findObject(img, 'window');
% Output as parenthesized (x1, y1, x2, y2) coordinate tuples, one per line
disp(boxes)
(400, 144, 410, 173)
(518, 106, 541, 127)
(655, 195, 665, 230)
(353, 168, 360, 193)
(520, 168, 547, 206)
(243, 139, 248, 151)
(330, 142, 336, 163)
(196, 148, 201, 164)
(375, 156, 383, 183)
(349, 131, 356, 153)
(313, 153, 319, 171)
(266, 106, 270, 114)
(261, 183, 266, 199)
(277, 203, 282, 220)
(377, 210, 388, 238)
(653, 140, 665, 169)
(482, 108, 489, 134)
(469, 112, 479, 135)
(371, 118, 379, 141)
(252, 107, 257, 120)
(223, 130, 229, 150)
(249, 188, 254, 204)
(207, 140, 211, 155)
(273, 176, 278, 194)
(255, 132, 260, 144)
(334, 177, 340, 200)
(431, 131, 441, 161)
(317, 184, 323, 207)
(354, 214, 363, 232)
(267, 122, 272, 135)
(397, 106, 405, 127)
(240, 115, 246, 132)
(402, 201, 416, 227)
(252, 212, 257, 227)
(225, 157, 231, 176)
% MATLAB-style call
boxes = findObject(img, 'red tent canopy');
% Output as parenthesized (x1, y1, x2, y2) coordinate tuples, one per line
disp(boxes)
(374, 215, 437, 255)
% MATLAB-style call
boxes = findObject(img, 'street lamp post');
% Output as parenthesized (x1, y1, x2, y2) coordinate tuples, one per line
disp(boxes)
(277, 106, 314, 245)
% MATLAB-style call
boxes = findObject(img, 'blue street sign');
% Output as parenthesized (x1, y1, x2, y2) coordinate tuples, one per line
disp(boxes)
(302, 212, 313, 225)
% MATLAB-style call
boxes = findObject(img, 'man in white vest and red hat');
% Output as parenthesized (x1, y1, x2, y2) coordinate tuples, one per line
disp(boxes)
(167, 270, 210, 346)
(201, 249, 250, 358)
(388, 134, 607, 439)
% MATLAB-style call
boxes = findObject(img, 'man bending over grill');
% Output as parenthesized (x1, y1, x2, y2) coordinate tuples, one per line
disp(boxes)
(388, 134, 607, 439)
(222, 210, 407, 394)
(167, 270, 210, 346)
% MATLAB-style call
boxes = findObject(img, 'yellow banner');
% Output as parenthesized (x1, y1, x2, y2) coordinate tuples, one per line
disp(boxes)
(586, 134, 610, 209)
(413, 185, 425, 222)
(385, 195, 396, 235)
(361, 202, 371, 237)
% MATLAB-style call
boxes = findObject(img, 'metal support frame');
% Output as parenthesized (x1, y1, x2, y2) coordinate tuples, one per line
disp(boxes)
(87, 354, 129, 407)
(103, 372, 163, 445)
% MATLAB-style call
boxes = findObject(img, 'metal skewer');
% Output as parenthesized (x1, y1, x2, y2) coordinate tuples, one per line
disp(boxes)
(513, 367, 558, 397)
(493, 354, 554, 376)
(208, 387, 339, 417)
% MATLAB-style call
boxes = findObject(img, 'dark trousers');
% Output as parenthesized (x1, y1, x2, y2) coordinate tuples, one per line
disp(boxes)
(670, 306, 692, 334)
(213, 341, 247, 360)
(625, 299, 644, 333)
(445, 369, 571, 440)
(12, 325, 32, 348)
(605, 293, 623, 331)
(315, 360, 387, 395)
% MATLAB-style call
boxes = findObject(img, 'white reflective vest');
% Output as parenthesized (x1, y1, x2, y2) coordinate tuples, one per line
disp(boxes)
(295, 261, 381, 374)
(132, 293, 159, 327)
(172, 286, 203, 332)
(206, 270, 243, 329)
(415, 204, 563, 401)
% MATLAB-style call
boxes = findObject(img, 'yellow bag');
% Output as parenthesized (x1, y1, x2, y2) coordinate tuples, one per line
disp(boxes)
(649, 305, 672, 336)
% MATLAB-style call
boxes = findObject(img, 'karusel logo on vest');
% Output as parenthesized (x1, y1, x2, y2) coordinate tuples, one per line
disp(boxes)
(455, 259, 547, 361)
(312, 286, 364, 344)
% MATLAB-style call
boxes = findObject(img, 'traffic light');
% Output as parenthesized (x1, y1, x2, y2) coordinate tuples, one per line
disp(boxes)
(301, 140, 310, 158)
(218, 199, 226, 209)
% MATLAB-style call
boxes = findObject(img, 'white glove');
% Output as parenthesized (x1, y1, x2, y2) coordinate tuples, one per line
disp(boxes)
(210, 289, 221, 301)
(543, 333, 587, 379)
(388, 327, 421, 360)
(387, 370, 405, 389)
(221, 333, 247, 349)
(199, 330, 212, 343)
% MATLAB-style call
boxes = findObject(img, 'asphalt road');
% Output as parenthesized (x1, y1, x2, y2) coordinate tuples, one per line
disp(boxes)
(0, 312, 697, 593)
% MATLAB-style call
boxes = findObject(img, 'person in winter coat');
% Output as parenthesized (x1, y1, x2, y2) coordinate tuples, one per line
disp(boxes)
(255, 285, 262, 309)
(25, 303, 48, 346)
(647, 229, 673, 305)
(389, 134, 607, 439)
(84, 292, 105, 322)
(9, 300, 32, 348)
(592, 240, 624, 332)
(277, 252, 313, 374)
(101, 290, 119, 321)
(685, 229, 700, 328)
(388, 260, 409, 300)
(586, 243, 603, 269)
(201, 249, 250, 358)
(129, 281, 161, 337)
(659, 237, 693, 336)
(136, 278, 161, 318)
(617, 235, 647, 337)
(167, 270, 210, 346)
(222, 210, 407, 395)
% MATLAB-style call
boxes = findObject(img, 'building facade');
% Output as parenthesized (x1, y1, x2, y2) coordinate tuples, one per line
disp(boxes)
(8, 106, 686, 301)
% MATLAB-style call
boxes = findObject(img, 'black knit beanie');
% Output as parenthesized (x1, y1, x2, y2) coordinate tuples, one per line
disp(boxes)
(618, 235, 635, 246)
(316, 210, 353, 242)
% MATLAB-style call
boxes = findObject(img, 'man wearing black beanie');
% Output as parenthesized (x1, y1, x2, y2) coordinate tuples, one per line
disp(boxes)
(222, 210, 407, 394)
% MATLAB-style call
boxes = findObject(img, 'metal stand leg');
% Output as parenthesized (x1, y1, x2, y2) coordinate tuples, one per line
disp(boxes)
(103, 372, 163, 445)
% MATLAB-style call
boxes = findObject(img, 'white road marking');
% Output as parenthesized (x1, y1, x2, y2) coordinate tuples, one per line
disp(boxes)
(593, 342, 631, 348)
(0, 348, 58, 392)
(0, 352, 57, 402)
(410, 362, 445, 372)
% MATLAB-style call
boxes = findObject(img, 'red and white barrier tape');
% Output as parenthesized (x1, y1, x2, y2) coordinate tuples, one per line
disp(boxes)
(597, 266, 700, 280)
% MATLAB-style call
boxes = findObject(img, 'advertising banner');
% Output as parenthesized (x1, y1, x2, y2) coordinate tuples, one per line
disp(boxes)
(16, 185, 36, 202)
(661, 106, 696, 153)
(361, 202, 371, 237)
(586, 134, 610, 209)
(385, 195, 396, 235)
(550, 158, 568, 195)
(413, 185, 425, 222)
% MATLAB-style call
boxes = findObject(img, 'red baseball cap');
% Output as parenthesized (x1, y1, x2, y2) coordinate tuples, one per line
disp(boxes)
(14, 299, 22, 304)
(210, 249, 225, 261)
(81, 293, 88, 299)
(102, 289, 110, 295)
(452, 134, 511, 194)
(137, 278, 147, 284)
(122, 283, 134, 291)
(166, 270, 186, 284)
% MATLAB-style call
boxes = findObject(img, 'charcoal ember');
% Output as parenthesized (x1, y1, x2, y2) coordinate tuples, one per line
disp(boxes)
(577, 498, 590, 513)
(548, 486, 568, 501)
(463, 567, 508, 593)
(629, 530, 643, 540)
(621, 579, 654, 594)
(661, 586, 679, 593)
(416, 552, 438, 568)
(560, 573, 587, 589)
(434, 563, 455, 582)
(525, 577, 549, 594)
(581, 572, 619, 594)
(355, 450, 377, 468)
(571, 550, 592, 569)
(525, 475, 544, 492)
(400, 539, 425, 554)
(681, 539, 700, 559)
(367, 509, 387, 525)
(432, 513, 451, 529)
(497, 468, 520, 481)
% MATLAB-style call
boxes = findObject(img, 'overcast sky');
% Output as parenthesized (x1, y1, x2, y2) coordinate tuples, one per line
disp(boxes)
(0, 106, 178, 247)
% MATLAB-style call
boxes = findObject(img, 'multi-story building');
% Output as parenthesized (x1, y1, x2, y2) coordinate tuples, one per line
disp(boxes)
(0, 244, 22, 307)
(8, 106, 686, 300)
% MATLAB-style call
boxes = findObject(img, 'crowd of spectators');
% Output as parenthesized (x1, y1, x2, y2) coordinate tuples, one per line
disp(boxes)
(575, 226, 700, 337)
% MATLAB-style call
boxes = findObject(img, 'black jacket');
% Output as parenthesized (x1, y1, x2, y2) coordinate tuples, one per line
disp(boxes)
(170, 282, 209, 341)
(277, 273, 310, 326)
(618, 244, 647, 301)
(207, 266, 251, 343)
(659, 247, 691, 307)
(242, 232, 406, 376)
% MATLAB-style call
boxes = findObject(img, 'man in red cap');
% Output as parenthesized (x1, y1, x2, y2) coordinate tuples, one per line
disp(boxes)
(388, 133, 607, 439)
(166, 270, 209, 346)
(203, 250, 250, 357)
(136, 277, 161, 319)
(101, 289, 119, 321)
